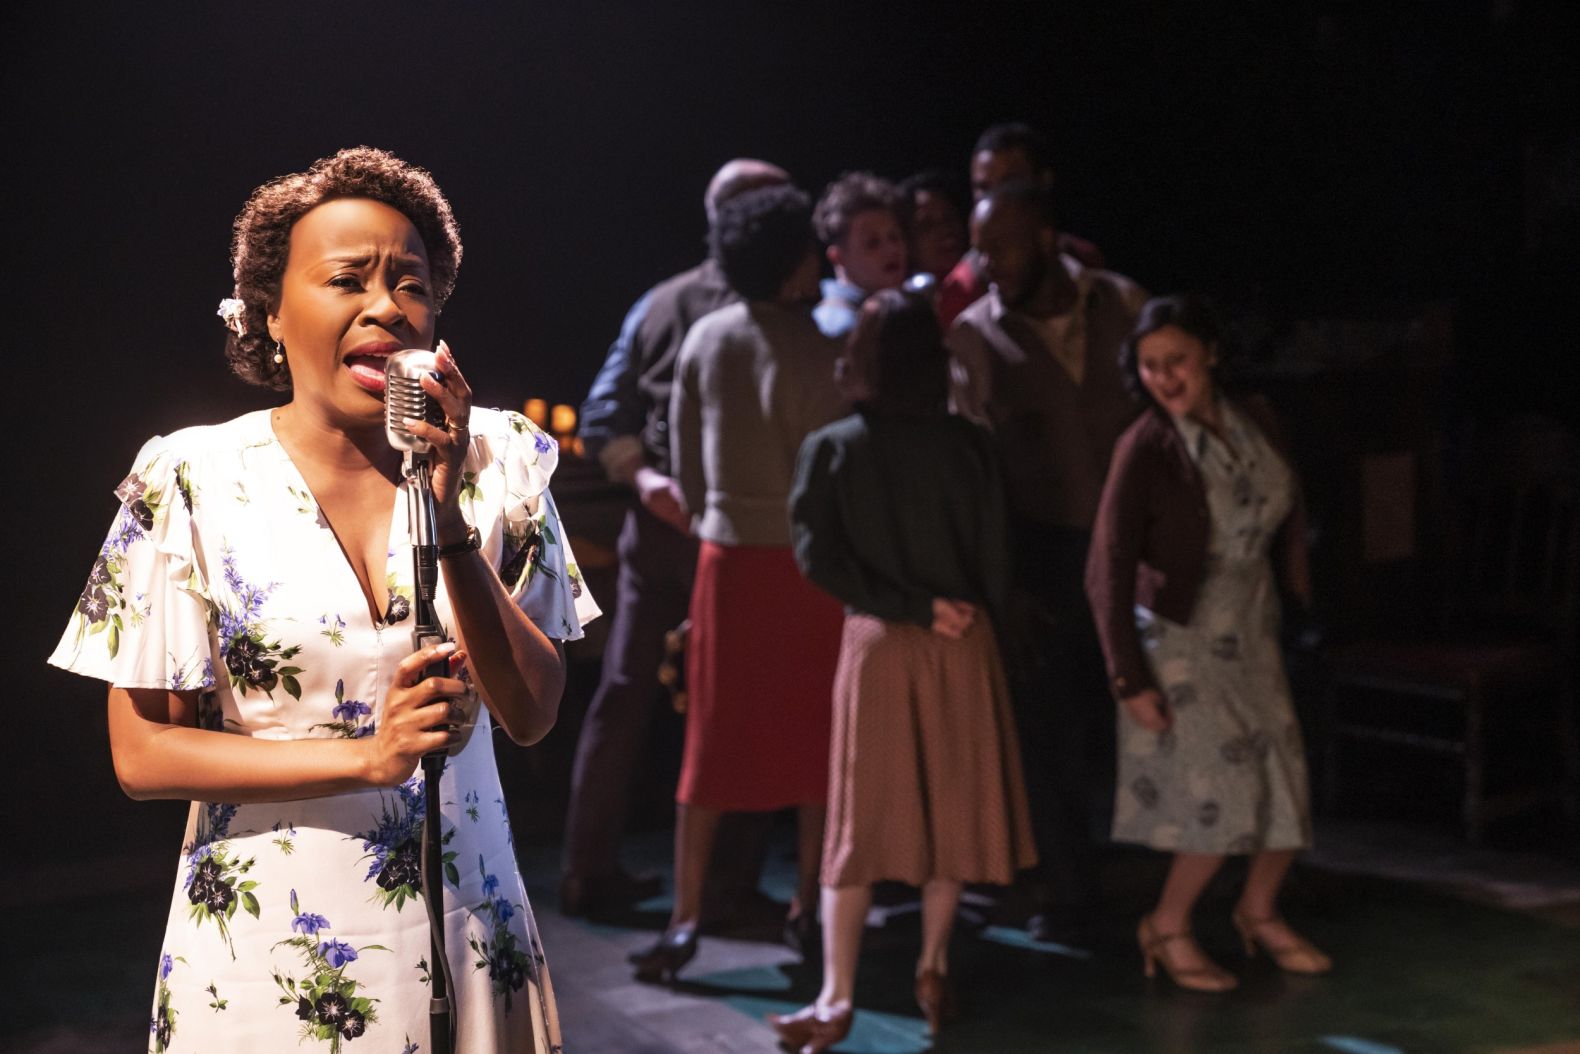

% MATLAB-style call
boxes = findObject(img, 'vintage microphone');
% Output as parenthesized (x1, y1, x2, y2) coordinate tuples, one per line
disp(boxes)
(384, 348, 457, 1054)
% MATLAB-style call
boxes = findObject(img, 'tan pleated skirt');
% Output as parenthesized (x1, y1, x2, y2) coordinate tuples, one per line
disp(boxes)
(821, 612, 1038, 888)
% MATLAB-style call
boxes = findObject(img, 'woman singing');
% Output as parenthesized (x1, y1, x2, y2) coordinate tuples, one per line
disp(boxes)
(50, 147, 597, 1052)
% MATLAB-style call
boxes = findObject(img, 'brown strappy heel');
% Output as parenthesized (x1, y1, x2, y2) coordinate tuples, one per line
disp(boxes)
(914, 968, 958, 1035)
(765, 1003, 852, 1054)
(1232, 910, 1332, 975)
(1138, 916, 1238, 992)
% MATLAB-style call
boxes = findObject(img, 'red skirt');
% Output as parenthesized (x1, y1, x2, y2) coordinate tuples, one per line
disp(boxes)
(677, 541, 844, 810)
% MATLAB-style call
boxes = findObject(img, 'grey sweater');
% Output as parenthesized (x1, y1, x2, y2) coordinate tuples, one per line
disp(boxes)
(670, 300, 847, 547)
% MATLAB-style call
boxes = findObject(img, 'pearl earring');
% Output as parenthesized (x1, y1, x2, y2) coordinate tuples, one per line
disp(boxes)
(273, 341, 285, 365)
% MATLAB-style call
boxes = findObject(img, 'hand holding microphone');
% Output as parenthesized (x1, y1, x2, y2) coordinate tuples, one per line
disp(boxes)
(384, 342, 478, 759)
(385, 340, 474, 523)
(363, 642, 472, 786)
(384, 342, 477, 1050)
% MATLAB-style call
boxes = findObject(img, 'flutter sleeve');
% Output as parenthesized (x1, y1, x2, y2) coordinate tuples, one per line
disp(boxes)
(49, 435, 215, 690)
(483, 410, 602, 641)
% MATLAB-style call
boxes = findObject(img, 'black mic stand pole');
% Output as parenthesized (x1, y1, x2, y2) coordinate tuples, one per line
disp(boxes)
(405, 447, 454, 1054)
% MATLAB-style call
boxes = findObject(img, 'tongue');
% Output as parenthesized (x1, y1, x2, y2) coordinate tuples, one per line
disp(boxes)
(345, 358, 387, 387)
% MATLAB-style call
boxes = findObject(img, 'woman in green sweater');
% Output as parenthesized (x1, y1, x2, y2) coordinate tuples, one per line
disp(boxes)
(776, 289, 1036, 1052)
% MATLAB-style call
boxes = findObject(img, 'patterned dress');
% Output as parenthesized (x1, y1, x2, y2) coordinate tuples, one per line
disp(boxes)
(1111, 404, 1313, 855)
(50, 406, 599, 1054)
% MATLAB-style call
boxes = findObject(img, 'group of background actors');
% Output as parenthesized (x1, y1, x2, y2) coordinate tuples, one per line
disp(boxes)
(567, 123, 1331, 1051)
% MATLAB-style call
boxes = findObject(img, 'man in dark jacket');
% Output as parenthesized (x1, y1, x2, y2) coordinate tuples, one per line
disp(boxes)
(565, 159, 788, 918)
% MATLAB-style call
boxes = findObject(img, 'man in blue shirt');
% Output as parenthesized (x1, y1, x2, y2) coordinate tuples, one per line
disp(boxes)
(811, 171, 908, 339)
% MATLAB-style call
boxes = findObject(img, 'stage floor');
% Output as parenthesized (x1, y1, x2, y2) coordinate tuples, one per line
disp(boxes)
(7, 819, 1580, 1053)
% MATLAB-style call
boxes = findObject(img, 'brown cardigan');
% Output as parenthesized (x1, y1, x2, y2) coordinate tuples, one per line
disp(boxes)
(1084, 397, 1311, 700)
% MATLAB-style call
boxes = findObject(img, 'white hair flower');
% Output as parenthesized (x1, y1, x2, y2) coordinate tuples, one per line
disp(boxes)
(217, 297, 247, 337)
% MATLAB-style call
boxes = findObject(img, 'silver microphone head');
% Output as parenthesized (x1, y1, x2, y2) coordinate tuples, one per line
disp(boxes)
(385, 349, 444, 453)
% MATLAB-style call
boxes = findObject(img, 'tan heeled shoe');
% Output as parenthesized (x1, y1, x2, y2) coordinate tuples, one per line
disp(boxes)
(1137, 916, 1238, 992)
(913, 969, 958, 1035)
(765, 1003, 852, 1054)
(1232, 910, 1332, 974)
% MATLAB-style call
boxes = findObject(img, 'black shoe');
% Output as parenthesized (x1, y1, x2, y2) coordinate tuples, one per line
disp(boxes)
(628, 927, 699, 984)
(1026, 905, 1096, 950)
(559, 870, 663, 919)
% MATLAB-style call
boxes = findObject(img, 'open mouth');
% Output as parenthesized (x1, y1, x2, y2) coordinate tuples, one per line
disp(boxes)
(343, 342, 403, 395)
(345, 358, 388, 394)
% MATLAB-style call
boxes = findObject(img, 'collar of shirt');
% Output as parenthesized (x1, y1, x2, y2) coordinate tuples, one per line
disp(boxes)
(1168, 397, 1246, 465)
(986, 254, 1091, 384)
(821, 276, 868, 306)
(1170, 411, 1210, 465)
(986, 253, 1090, 326)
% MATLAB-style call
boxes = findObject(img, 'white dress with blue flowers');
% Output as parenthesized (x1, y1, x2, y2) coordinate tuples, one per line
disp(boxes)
(50, 406, 599, 1054)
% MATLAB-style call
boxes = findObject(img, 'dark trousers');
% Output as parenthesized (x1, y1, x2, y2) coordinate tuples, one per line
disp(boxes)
(1007, 523, 1116, 911)
(563, 504, 697, 878)
(563, 505, 776, 913)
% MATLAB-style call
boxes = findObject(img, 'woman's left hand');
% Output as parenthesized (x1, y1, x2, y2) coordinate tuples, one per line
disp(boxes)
(404, 340, 474, 517)
(1121, 688, 1172, 733)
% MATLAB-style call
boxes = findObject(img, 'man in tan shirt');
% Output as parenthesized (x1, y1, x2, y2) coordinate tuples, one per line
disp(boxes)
(948, 180, 1147, 948)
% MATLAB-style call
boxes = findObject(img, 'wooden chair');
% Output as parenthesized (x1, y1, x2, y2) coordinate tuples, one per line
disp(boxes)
(1323, 416, 1580, 841)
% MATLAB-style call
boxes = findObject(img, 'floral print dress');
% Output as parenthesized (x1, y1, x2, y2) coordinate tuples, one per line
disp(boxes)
(50, 406, 599, 1054)
(1111, 403, 1312, 855)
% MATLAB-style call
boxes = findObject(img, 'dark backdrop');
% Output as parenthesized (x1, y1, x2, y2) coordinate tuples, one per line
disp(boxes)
(5, 1, 1577, 886)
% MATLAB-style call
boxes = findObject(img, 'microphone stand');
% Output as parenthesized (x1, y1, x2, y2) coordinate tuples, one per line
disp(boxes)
(404, 447, 455, 1054)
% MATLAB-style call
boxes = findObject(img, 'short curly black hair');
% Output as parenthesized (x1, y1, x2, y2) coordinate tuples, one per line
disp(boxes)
(973, 121, 1053, 176)
(709, 184, 814, 302)
(812, 171, 902, 248)
(224, 146, 462, 389)
(898, 168, 969, 224)
(1118, 294, 1226, 409)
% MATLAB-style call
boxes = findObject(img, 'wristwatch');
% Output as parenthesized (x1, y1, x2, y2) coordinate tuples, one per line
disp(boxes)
(437, 525, 481, 560)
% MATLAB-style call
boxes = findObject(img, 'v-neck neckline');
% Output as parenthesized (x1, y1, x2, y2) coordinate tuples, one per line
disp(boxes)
(263, 411, 406, 626)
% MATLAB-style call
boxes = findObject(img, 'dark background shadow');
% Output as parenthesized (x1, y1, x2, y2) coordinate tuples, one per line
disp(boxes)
(5, 1, 1578, 905)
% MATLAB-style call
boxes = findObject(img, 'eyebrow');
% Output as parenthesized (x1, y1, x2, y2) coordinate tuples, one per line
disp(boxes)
(323, 253, 428, 269)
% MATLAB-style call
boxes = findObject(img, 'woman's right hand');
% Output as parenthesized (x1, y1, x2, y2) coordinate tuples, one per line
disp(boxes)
(1121, 688, 1172, 733)
(362, 641, 469, 787)
(930, 598, 977, 640)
